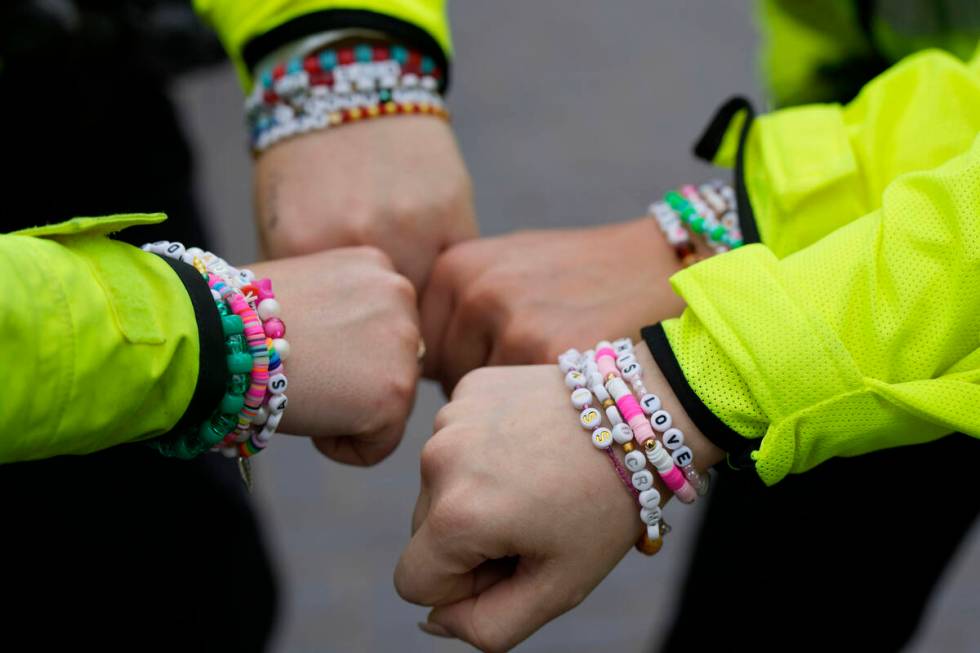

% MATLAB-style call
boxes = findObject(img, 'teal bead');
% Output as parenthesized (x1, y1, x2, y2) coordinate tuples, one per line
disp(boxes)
(226, 334, 246, 355)
(222, 314, 244, 336)
(319, 51, 338, 70)
(380, 89, 392, 102)
(679, 207, 696, 222)
(355, 44, 373, 62)
(215, 413, 238, 433)
(664, 191, 685, 209)
(709, 226, 727, 242)
(198, 421, 226, 447)
(421, 56, 435, 74)
(392, 46, 408, 64)
(229, 374, 248, 394)
(216, 300, 230, 317)
(287, 58, 302, 73)
(227, 352, 253, 374)
(690, 217, 707, 234)
(220, 392, 246, 415)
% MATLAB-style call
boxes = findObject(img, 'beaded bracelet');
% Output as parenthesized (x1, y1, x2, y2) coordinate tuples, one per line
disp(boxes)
(246, 42, 448, 153)
(142, 241, 289, 460)
(649, 180, 742, 266)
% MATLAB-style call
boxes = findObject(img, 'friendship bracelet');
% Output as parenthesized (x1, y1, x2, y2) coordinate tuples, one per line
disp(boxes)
(246, 42, 448, 153)
(649, 180, 742, 266)
(142, 241, 290, 460)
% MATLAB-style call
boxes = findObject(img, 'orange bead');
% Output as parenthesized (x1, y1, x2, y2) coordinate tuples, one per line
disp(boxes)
(635, 534, 663, 556)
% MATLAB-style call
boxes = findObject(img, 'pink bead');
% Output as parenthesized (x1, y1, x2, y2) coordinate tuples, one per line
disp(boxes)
(255, 278, 274, 300)
(229, 296, 249, 313)
(674, 480, 697, 504)
(629, 417, 656, 444)
(596, 346, 617, 361)
(615, 392, 643, 423)
(264, 318, 286, 338)
(680, 184, 698, 199)
(660, 465, 695, 503)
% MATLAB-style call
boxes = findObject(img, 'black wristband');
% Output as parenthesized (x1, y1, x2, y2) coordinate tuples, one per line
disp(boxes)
(159, 256, 227, 436)
(642, 322, 759, 470)
(242, 9, 452, 93)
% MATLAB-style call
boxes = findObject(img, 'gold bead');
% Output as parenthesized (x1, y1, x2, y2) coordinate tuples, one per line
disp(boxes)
(602, 399, 615, 409)
(605, 373, 618, 382)
(635, 534, 663, 556)
(622, 442, 635, 454)
(644, 439, 658, 453)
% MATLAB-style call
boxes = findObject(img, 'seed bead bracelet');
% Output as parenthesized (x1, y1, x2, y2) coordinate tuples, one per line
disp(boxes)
(559, 353, 669, 556)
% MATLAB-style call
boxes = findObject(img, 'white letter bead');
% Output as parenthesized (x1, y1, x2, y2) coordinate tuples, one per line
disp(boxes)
(164, 241, 185, 259)
(620, 362, 642, 380)
(650, 410, 672, 432)
(571, 388, 593, 409)
(640, 506, 663, 525)
(612, 338, 633, 353)
(611, 422, 634, 444)
(579, 407, 602, 430)
(606, 377, 631, 401)
(268, 373, 288, 394)
(672, 445, 694, 467)
(257, 298, 282, 320)
(268, 394, 288, 414)
(252, 405, 269, 426)
(640, 394, 662, 415)
(591, 427, 613, 449)
(237, 268, 255, 284)
(605, 405, 623, 426)
(624, 450, 647, 472)
(631, 469, 654, 491)
(663, 428, 685, 449)
(647, 524, 662, 541)
(273, 338, 290, 360)
(639, 488, 661, 509)
(591, 382, 611, 404)
(565, 370, 587, 389)
(616, 352, 637, 368)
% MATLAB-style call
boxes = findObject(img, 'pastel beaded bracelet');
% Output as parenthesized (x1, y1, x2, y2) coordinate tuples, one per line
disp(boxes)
(649, 180, 741, 266)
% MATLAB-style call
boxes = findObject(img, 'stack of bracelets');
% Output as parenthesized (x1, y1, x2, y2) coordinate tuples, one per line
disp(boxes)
(557, 338, 709, 556)
(649, 179, 742, 267)
(246, 42, 449, 153)
(141, 241, 289, 461)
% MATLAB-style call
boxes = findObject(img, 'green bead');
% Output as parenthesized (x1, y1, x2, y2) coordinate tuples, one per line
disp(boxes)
(664, 191, 685, 209)
(679, 207, 696, 222)
(216, 300, 230, 316)
(227, 352, 253, 374)
(198, 421, 226, 447)
(226, 335, 246, 355)
(690, 217, 706, 233)
(220, 392, 245, 415)
(222, 314, 243, 336)
(229, 374, 248, 394)
(710, 226, 727, 241)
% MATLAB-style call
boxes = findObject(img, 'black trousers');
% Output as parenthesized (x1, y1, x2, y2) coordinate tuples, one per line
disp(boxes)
(661, 434, 979, 652)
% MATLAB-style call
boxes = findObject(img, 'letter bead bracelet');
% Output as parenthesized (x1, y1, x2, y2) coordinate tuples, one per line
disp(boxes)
(142, 241, 289, 461)
(558, 338, 709, 556)
(649, 180, 741, 266)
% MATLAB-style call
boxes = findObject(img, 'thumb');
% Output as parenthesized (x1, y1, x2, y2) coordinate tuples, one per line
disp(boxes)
(425, 559, 577, 653)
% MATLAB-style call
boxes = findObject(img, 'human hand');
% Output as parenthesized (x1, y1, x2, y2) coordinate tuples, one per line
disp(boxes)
(247, 246, 420, 465)
(254, 116, 478, 290)
(395, 342, 723, 652)
(421, 218, 685, 392)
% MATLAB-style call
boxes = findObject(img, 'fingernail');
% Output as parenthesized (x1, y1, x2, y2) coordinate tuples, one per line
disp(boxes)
(418, 621, 454, 639)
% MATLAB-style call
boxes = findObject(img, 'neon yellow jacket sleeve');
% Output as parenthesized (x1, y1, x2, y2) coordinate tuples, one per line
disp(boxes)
(193, 0, 450, 86)
(654, 47, 980, 486)
(747, 48, 980, 257)
(2, 214, 200, 462)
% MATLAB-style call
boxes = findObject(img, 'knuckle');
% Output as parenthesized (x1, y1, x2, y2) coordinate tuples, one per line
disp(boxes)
(419, 435, 452, 484)
(427, 493, 477, 538)
(351, 245, 395, 270)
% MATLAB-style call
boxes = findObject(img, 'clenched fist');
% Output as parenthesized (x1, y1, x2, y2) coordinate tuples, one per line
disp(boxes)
(421, 218, 685, 391)
(255, 116, 478, 291)
(396, 343, 723, 652)
(248, 246, 421, 465)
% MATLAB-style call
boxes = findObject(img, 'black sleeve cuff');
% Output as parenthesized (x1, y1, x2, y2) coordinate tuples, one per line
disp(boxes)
(241, 9, 451, 93)
(159, 256, 227, 435)
(642, 322, 758, 471)
(692, 95, 759, 245)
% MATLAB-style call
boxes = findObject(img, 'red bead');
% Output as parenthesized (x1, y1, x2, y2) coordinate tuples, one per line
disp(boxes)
(408, 51, 422, 67)
(338, 48, 355, 65)
(309, 71, 333, 87)
(303, 56, 320, 73)
(373, 46, 389, 61)
(431, 68, 443, 80)
(272, 64, 286, 80)
(263, 90, 279, 105)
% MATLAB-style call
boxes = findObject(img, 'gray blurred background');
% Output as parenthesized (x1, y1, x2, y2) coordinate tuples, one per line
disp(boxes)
(170, 2, 980, 651)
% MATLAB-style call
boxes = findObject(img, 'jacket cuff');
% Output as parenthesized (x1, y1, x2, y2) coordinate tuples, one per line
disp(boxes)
(159, 257, 227, 436)
(692, 95, 759, 245)
(242, 9, 451, 92)
(642, 322, 759, 470)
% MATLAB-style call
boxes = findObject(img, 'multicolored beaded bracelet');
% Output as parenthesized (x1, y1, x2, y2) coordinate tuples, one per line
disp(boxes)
(649, 180, 742, 266)
(247, 42, 447, 153)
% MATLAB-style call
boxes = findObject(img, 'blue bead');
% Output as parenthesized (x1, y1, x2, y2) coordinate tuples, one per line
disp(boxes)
(287, 58, 302, 74)
(319, 51, 338, 70)
(355, 44, 373, 62)
(260, 71, 273, 88)
(421, 57, 435, 74)
(392, 46, 408, 64)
